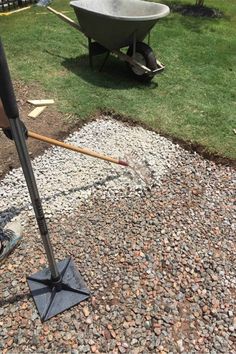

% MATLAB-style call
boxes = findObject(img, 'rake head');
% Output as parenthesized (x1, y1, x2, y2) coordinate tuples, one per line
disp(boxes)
(123, 151, 154, 186)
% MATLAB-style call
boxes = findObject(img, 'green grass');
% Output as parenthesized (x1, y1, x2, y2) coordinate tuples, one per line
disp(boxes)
(0, 0, 235, 159)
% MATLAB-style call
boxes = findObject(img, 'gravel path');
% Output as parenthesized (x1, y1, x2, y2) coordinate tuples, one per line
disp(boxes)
(0, 117, 235, 353)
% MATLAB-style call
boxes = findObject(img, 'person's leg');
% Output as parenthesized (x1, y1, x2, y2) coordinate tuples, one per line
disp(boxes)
(0, 216, 22, 263)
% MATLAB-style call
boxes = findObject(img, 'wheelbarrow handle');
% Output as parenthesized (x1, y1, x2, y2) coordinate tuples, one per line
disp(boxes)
(47, 6, 82, 32)
(0, 38, 19, 119)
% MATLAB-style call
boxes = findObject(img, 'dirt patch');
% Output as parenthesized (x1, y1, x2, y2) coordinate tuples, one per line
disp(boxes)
(169, 3, 223, 18)
(0, 81, 74, 178)
(0, 82, 235, 179)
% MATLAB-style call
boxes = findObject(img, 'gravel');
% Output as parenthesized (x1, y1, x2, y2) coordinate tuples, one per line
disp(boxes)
(0, 118, 179, 224)
(0, 117, 235, 353)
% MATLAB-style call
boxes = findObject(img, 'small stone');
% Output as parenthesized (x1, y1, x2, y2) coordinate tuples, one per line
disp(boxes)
(31, 335, 39, 346)
(105, 305, 111, 312)
(154, 328, 161, 336)
(86, 316, 93, 325)
(64, 333, 72, 340)
(144, 321, 151, 329)
(6, 338, 14, 347)
(212, 298, 220, 308)
(91, 345, 97, 353)
(131, 338, 138, 345)
(83, 306, 90, 317)
(122, 343, 129, 348)
(177, 339, 184, 352)
(192, 284, 198, 292)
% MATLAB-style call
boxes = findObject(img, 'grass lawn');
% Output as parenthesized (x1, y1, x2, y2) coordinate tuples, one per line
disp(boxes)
(0, 0, 235, 159)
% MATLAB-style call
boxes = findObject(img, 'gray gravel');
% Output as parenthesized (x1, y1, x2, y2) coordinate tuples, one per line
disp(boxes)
(0, 118, 179, 223)
(0, 117, 235, 353)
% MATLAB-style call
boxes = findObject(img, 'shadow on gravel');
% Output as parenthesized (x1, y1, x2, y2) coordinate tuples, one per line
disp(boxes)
(41, 173, 125, 204)
(0, 207, 21, 228)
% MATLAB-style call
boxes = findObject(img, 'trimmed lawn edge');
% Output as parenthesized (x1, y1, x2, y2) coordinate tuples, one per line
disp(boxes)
(101, 110, 236, 169)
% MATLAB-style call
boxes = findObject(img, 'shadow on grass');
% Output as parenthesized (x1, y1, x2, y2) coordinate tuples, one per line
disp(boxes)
(176, 14, 212, 33)
(52, 51, 158, 90)
(163, 5, 222, 34)
(61, 54, 158, 90)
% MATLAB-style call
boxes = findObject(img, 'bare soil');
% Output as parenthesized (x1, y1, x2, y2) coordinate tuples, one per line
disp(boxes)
(0, 81, 72, 178)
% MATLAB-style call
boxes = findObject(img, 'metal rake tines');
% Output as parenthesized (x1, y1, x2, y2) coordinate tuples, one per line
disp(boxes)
(124, 151, 154, 185)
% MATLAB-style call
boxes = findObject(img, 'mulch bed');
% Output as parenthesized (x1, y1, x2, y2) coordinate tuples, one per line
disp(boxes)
(169, 3, 223, 18)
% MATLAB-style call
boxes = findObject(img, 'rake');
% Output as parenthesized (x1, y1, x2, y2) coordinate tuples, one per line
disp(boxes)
(28, 131, 128, 166)
(28, 131, 152, 184)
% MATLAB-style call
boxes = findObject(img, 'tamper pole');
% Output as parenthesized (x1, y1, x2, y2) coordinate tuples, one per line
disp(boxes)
(0, 38, 60, 281)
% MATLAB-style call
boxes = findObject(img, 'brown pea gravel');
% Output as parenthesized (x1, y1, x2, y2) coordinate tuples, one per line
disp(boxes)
(0, 119, 235, 354)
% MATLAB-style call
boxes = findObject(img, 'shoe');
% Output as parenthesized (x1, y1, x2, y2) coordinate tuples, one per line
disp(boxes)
(0, 216, 22, 264)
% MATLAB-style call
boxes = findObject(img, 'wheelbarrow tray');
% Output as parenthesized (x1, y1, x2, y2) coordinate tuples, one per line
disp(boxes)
(70, 0, 170, 51)
(47, 1, 169, 79)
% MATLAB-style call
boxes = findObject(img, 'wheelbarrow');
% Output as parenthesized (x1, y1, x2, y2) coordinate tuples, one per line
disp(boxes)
(47, 0, 170, 82)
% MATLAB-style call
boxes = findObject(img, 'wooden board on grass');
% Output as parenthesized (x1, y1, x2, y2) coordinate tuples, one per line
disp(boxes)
(27, 99, 54, 106)
(28, 106, 47, 119)
(0, 6, 31, 16)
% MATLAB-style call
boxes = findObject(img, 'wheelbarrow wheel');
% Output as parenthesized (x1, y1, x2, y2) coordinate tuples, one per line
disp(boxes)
(127, 42, 157, 82)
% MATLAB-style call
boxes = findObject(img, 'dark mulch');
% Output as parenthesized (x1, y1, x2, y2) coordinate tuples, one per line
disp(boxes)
(169, 3, 223, 18)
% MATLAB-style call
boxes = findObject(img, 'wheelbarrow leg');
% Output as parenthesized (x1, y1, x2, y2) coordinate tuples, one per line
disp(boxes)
(132, 31, 136, 57)
(148, 31, 151, 46)
(88, 37, 93, 70)
(88, 38, 110, 72)
(99, 51, 110, 72)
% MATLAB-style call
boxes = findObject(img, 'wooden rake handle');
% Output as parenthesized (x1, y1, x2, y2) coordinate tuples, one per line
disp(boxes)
(28, 131, 129, 167)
